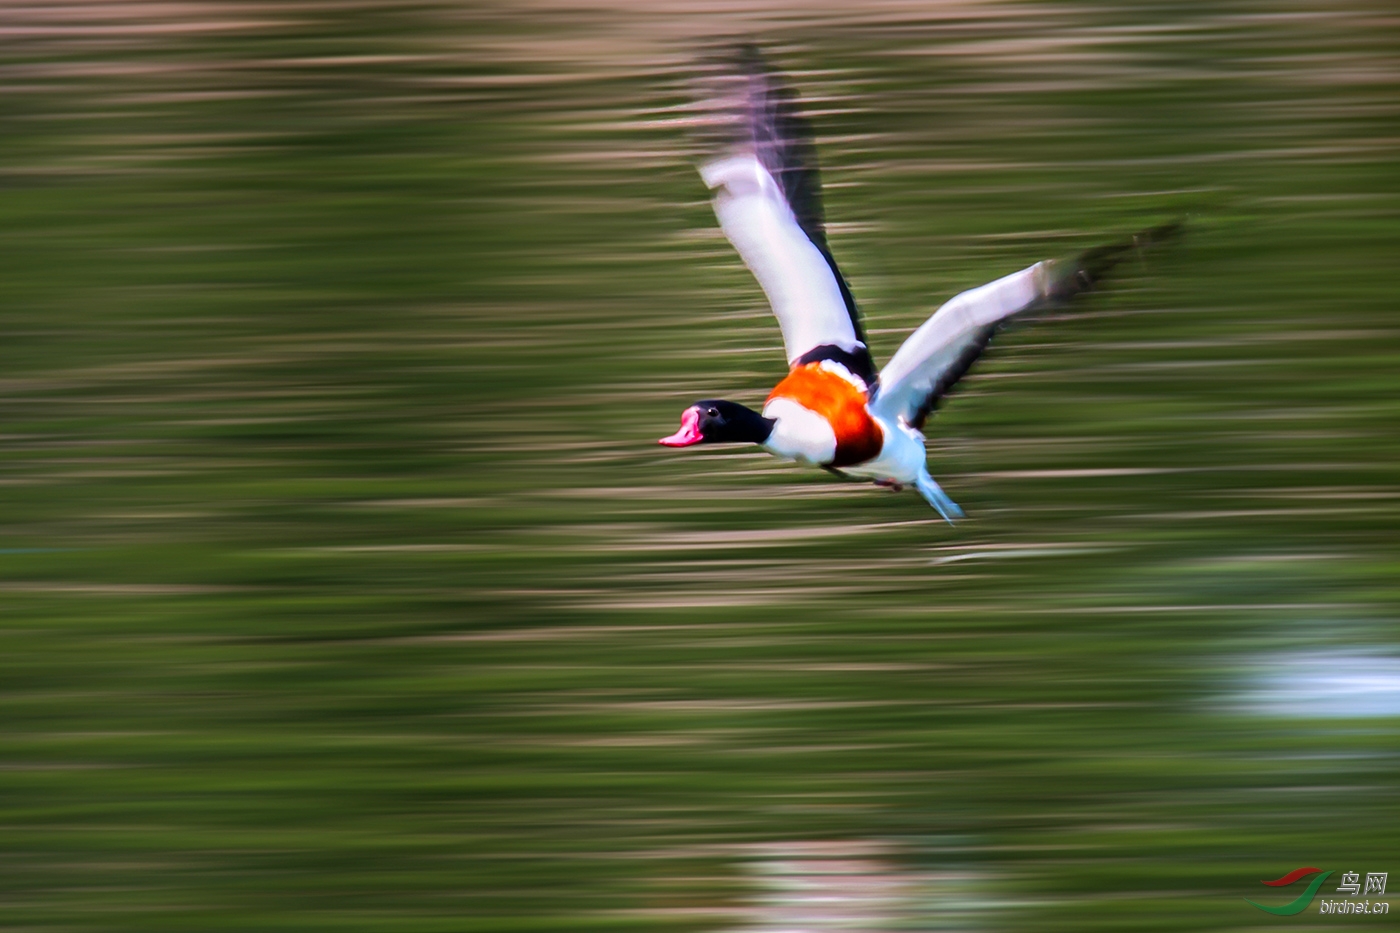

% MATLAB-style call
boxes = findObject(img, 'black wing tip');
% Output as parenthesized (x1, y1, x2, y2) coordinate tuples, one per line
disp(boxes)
(731, 42, 770, 73)
(690, 45, 799, 153)
(1048, 217, 1186, 302)
(695, 41, 779, 75)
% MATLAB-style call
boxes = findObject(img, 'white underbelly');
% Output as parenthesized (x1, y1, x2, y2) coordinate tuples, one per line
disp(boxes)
(840, 418, 926, 483)
(760, 397, 837, 465)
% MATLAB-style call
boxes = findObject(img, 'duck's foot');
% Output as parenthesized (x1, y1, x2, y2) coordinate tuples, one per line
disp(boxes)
(873, 478, 904, 492)
(915, 471, 963, 524)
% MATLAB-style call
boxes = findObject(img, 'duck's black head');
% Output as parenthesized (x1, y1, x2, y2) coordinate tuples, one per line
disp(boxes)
(658, 399, 775, 448)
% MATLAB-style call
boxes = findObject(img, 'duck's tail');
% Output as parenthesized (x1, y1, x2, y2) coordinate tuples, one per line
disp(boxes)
(915, 469, 964, 524)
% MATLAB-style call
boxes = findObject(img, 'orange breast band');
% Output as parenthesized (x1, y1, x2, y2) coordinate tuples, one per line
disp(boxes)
(768, 364, 884, 467)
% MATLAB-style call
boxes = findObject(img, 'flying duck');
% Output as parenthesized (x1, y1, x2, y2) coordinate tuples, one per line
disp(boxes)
(660, 48, 1178, 521)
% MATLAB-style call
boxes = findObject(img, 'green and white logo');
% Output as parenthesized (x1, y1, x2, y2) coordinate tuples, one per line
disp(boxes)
(1247, 867, 1390, 916)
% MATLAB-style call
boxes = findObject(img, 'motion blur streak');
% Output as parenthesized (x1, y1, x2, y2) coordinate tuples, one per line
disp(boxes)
(1, 2, 1397, 931)
(739, 840, 993, 931)
(1236, 651, 1400, 718)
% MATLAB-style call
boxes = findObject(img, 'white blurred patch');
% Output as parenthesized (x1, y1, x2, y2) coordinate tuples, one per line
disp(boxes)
(1234, 650, 1400, 718)
(734, 840, 992, 932)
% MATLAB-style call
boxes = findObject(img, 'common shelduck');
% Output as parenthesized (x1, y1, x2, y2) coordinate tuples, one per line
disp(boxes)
(660, 48, 1179, 521)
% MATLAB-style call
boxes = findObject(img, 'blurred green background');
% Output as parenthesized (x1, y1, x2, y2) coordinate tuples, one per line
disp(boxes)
(2, 2, 1397, 930)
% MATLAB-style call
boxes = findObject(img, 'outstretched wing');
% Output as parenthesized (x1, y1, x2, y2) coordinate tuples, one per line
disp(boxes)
(870, 222, 1182, 429)
(698, 48, 875, 384)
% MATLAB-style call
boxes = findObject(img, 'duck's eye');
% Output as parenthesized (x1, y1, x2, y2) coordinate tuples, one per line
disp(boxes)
(706, 407, 720, 418)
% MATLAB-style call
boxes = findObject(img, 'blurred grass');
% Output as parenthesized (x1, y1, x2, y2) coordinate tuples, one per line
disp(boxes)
(1, 1, 1398, 930)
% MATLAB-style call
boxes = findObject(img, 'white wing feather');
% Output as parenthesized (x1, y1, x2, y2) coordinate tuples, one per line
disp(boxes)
(701, 153, 864, 365)
(871, 262, 1051, 425)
